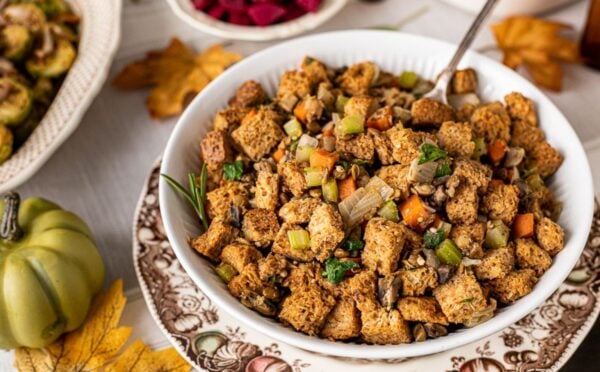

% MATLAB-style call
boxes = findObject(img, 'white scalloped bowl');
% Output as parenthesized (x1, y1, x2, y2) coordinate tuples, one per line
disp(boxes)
(160, 31, 594, 359)
(0, 0, 122, 193)
(166, 0, 347, 41)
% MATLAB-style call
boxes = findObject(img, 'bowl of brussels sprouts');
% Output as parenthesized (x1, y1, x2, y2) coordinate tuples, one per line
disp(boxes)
(0, 0, 121, 192)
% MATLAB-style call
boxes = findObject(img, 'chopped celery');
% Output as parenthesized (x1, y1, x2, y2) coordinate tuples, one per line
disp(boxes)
(398, 71, 419, 89)
(322, 178, 339, 203)
(296, 146, 315, 163)
(436, 239, 463, 266)
(472, 137, 487, 160)
(215, 263, 237, 283)
(336, 95, 350, 113)
(377, 200, 399, 222)
(485, 220, 510, 249)
(304, 167, 325, 187)
(288, 229, 310, 250)
(338, 114, 365, 135)
(283, 118, 303, 139)
(438, 221, 452, 238)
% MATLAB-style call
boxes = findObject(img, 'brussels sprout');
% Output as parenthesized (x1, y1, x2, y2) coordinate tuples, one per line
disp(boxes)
(3, 4, 47, 34)
(26, 38, 75, 78)
(32, 76, 55, 105)
(34, 0, 70, 18)
(12, 105, 43, 147)
(0, 77, 33, 126)
(0, 125, 14, 164)
(1, 25, 32, 61)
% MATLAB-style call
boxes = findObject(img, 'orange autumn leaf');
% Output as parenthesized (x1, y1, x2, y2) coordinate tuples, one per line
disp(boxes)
(113, 38, 242, 119)
(14, 279, 190, 372)
(491, 16, 580, 91)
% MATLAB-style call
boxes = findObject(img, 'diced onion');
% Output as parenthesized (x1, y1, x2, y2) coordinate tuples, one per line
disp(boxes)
(322, 136, 336, 152)
(408, 158, 437, 184)
(448, 93, 481, 110)
(348, 190, 383, 227)
(298, 134, 318, 148)
(338, 187, 367, 225)
(365, 176, 394, 201)
(461, 257, 482, 267)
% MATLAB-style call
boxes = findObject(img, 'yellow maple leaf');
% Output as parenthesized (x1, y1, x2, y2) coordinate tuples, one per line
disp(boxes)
(105, 340, 190, 372)
(491, 16, 580, 91)
(14, 280, 190, 372)
(112, 38, 242, 119)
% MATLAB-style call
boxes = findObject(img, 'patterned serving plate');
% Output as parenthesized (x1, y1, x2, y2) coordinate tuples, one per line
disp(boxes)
(133, 159, 600, 371)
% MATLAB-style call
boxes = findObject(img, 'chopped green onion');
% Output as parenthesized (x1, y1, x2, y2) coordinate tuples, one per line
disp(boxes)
(485, 220, 510, 249)
(288, 229, 311, 250)
(322, 178, 339, 203)
(418, 143, 447, 164)
(215, 263, 237, 283)
(436, 239, 463, 266)
(296, 146, 315, 163)
(424, 230, 444, 249)
(223, 160, 244, 181)
(284, 118, 303, 139)
(336, 95, 350, 113)
(322, 258, 359, 284)
(304, 167, 325, 187)
(472, 137, 487, 160)
(435, 160, 452, 177)
(377, 200, 399, 222)
(338, 114, 365, 135)
(343, 239, 365, 251)
(398, 71, 419, 89)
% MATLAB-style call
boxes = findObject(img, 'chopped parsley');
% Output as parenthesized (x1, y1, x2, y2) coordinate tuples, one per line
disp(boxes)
(322, 258, 359, 284)
(424, 230, 445, 249)
(223, 160, 244, 181)
(435, 160, 452, 177)
(268, 275, 277, 283)
(336, 160, 351, 171)
(418, 143, 448, 164)
(353, 159, 370, 166)
(343, 239, 365, 251)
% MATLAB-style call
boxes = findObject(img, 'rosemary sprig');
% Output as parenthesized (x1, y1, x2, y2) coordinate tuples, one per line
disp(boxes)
(161, 163, 209, 231)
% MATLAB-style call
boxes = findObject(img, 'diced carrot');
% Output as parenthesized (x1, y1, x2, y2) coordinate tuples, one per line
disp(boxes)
(241, 108, 257, 126)
(488, 140, 507, 165)
(293, 101, 307, 124)
(272, 148, 285, 163)
(323, 128, 334, 137)
(338, 176, 356, 201)
(366, 106, 393, 131)
(309, 149, 339, 172)
(399, 195, 434, 232)
(489, 179, 504, 188)
(512, 213, 535, 238)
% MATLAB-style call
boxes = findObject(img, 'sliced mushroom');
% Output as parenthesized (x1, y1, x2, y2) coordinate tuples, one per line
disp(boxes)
(437, 264, 455, 284)
(413, 323, 427, 342)
(424, 323, 448, 338)
(431, 186, 448, 207)
(377, 275, 401, 310)
(504, 147, 525, 168)
(412, 183, 436, 196)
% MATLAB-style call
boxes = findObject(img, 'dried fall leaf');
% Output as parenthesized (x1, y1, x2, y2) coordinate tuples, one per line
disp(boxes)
(14, 279, 190, 372)
(105, 339, 190, 372)
(113, 38, 242, 119)
(491, 16, 580, 91)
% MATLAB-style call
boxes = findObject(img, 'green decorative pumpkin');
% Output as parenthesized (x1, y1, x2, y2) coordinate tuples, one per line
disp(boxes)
(0, 193, 104, 349)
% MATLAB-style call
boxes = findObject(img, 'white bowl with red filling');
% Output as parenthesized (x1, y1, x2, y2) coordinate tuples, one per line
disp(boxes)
(160, 30, 594, 359)
(165, 0, 348, 41)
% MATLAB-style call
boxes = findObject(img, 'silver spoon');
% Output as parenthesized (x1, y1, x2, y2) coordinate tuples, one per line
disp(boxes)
(424, 0, 500, 104)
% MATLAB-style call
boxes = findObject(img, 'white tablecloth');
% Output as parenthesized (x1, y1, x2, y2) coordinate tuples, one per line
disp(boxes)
(2, 0, 599, 369)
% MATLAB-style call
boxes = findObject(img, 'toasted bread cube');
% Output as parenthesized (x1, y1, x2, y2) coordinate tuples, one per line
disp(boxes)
(411, 98, 456, 127)
(504, 92, 537, 127)
(301, 56, 329, 87)
(509, 119, 544, 151)
(344, 96, 377, 118)
(446, 184, 479, 225)
(229, 80, 269, 108)
(278, 197, 322, 224)
(255, 170, 279, 211)
(321, 298, 361, 340)
(231, 108, 285, 161)
(220, 241, 262, 273)
(387, 127, 436, 166)
(206, 181, 249, 220)
(527, 141, 563, 179)
(470, 102, 511, 143)
(272, 223, 315, 262)
(336, 132, 375, 161)
(360, 305, 413, 344)
(277, 70, 311, 102)
(451, 158, 493, 193)
(257, 253, 288, 281)
(450, 222, 486, 259)
(228, 263, 279, 316)
(437, 121, 475, 158)
(456, 102, 477, 122)
(536, 217, 565, 256)
(213, 106, 250, 132)
(362, 218, 406, 275)
(451, 68, 478, 94)
(201, 130, 232, 170)
(277, 160, 307, 198)
(344, 270, 377, 301)
(515, 238, 552, 276)
(474, 246, 514, 281)
(191, 217, 239, 261)
(397, 297, 449, 325)
(489, 269, 537, 304)
(338, 61, 378, 96)
(376, 165, 410, 200)
(242, 208, 280, 247)
(279, 283, 336, 336)
(308, 204, 345, 262)
(283, 262, 323, 291)
(400, 266, 439, 296)
(433, 267, 487, 323)
(481, 184, 520, 225)
(369, 128, 395, 165)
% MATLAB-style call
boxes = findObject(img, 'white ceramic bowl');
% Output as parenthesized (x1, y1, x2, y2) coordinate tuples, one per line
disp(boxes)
(160, 30, 594, 359)
(166, 0, 347, 41)
(0, 0, 122, 193)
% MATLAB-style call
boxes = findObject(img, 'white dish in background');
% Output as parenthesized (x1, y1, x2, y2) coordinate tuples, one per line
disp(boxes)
(165, 0, 347, 41)
(160, 30, 594, 359)
(0, 0, 122, 193)
(439, 0, 582, 17)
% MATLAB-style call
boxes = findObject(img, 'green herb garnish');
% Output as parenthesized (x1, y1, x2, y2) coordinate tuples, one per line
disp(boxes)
(343, 239, 365, 251)
(460, 297, 474, 304)
(435, 160, 452, 177)
(336, 160, 351, 171)
(424, 230, 444, 249)
(289, 139, 299, 152)
(223, 160, 244, 181)
(161, 164, 209, 231)
(353, 159, 370, 166)
(418, 143, 447, 164)
(305, 57, 314, 65)
(322, 258, 359, 284)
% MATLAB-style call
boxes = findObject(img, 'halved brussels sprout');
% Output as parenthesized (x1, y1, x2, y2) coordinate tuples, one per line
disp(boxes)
(0, 77, 33, 126)
(0, 125, 14, 164)
(12, 105, 43, 147)
(32, 76, 55, 105)
(1, 25, 32, 61)
(26, 38, 75, 78)
(3, 4, 47, 34)
(34, 0, 70, 18)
